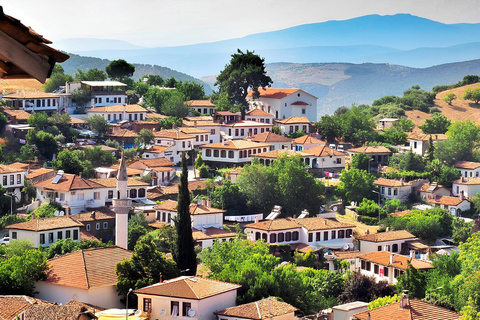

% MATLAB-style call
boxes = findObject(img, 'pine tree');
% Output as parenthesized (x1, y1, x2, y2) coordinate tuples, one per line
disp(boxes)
(426, 135, 435, 163)
(174, 152, 197, 275)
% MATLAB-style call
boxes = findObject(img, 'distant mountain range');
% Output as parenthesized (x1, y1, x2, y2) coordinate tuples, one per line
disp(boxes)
(55, 14, 480, 78)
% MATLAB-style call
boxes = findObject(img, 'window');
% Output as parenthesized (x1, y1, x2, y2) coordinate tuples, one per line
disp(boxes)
(2, 176, 6, 185)
(366, 261, 371, 271)
(108, 190, 114, 199)
(94, 192, 100, 200)
(138, 189, 146, 198)
(66, 230, 71, 238)
(316, 232, 321, 241)
(270, 233, 277, 243)
(378, 245, 382, 251)
(86, 224, 91, 231)
(10, 175, 14, 185)
(338, 230, 345, 238)
(324, 231, 328, 241)
(57, 231, 62, 240)
(211, 129, 215, 134)
(206, 149, 212, 157)
(228, 151, 234, 158)
(388, 188, 391, 196)
(392, 244, 398, 252)
(12, 231, 17, 240)
(78, 193, 84, 201)
(278, 233, 284, 242)
(171, 301, 179, 316)
(336, 158, 342, 164)
(255, 232, 261, 240)
(361, 260, 366, 269)
(40, 234, 45, 244)
(73, 230, 79, 240)
(262, 233, 267, 241)
(302, 108, 306, 114)
(394, 269, 401, 278)
(292, 231, 299, 241)
(96, 223, 100, 230)
(285, 232, 292, 241)
(220, 150, 226, 158)
(346, 229, 353, 238)
(374, 264, 379, 274)
(48, 232, 54, 243)
(241, 129, 245, 136)
(308, 233, 313, 242)
(214, 150, 219, 157)
(182, 302, 192, 317)
(384, 267, 389, 277)
(393, 188, 398, 196)
(235, 129, 239, 136)
(16, 174, 21, 184)
(130, 189, 137, 198)
(108, 114, 111, 121)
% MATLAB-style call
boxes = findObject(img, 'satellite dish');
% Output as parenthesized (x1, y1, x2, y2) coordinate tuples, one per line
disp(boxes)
(59, 211, 65, 216)
(350, 201, 355, 206)
(333, 206, 338, 212)
(188, 309, 196, 317)
(134, 310, 142, 317)
(160, 309, 167, 316)
(343, 244, 350, 250)
(54, 211, 59, 216)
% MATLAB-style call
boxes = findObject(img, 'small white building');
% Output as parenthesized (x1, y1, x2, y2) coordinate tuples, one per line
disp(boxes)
(418, 182, 451, 202)
(378, 118, 399, 130)
(452, 177, 480, 198)
(221, 120, 274, 139)
(244, 216, 355, 250)
(134, 276, 241, 320)
(331, 301, 369, 320)
(348, 145, 392, 168)
(200, 140, 271, 166)
(153, 129, 196, 164)
(215, 296, 298, 320)
(35, 246, 132, 308)
(186, 100, 216, 115)
(355, 230, 416, 254)
(275, 117, 311, 135)
(454, 161, 480, 178)
(247, 131, 292, 151)
(303, 145, 346, 173)
(246, 88, 318, 122)
(6, 216, 83, 248)
(178, 127, 211, 149)
(428, 194, 471, 216)
(254, 149, 314, 167)
(128, 158, 176, 186)
(182, 118, 223, 144)
(406, 133, 448, 156)
(0, 164, 27, 201)
(357, 251, 433, 284)
(86, 104, 147, 123)
(66, 81, 128, 109)
(2, 91, 61, 114)
(245, 108, 275, 124)
(374, 178, 412, 203)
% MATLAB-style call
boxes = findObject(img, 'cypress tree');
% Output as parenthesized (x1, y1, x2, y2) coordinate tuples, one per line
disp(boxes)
(426, 135, 435, 163)
(174, 152, 197, 275)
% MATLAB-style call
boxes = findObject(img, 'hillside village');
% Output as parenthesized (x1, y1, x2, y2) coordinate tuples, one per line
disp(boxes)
(3, 5, 480, 320)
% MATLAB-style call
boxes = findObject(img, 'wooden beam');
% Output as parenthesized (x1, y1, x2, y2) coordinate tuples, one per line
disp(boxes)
(0, 29, 51, 82)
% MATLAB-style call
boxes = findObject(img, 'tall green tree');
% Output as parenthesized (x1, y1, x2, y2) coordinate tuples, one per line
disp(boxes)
(105, 59, 135, 81)
(74, 68, 107, 81)
(463, 87, 480, 104)
(350, 153, 370, 171)
(419, 113, 451, 134)
(86, 115, 109, 138)
(134, 129, 155, 152)
(215, 49, 272, 118)
(336, 168, 376, 206)
(173, 152, 197, 276)
(71, 87, 92, 113)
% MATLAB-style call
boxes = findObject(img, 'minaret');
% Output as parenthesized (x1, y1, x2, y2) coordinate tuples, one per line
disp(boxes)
(113, 150, 131, 250)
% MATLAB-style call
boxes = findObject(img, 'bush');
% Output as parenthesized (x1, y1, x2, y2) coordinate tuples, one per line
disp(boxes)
(199, 165, 209, 178)
(360, 216, 379, 225)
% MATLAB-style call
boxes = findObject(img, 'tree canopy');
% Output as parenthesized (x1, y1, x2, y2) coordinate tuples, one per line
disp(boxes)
(105, 59, 135, 81)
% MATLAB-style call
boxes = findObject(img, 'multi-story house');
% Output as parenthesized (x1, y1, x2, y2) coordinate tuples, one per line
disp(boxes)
(275, 116, 312, 135)
(186, 100, 216, 115)
(348, 145, 392, 170)
(153, 129, 196, 164)
(221, 120, 274, 139)
(293, 135, 326, 151)
(0, 164, 27, 200)
(245, 108, 275, 124)
(200, 140, 271, 167)
(86, 104, 147, 123)
(246, 88, 318, 122)
(247, 131, 292, 151)
(3, 91, 61, 115)
(355, 230, 416, 254)
(454, 161, 480, 178)
(406, 133, 448, 156)
(66, 81, 127, 109)
(70, 208, 116, 242)
(128, 158, 176, 186)
(374, 178, 412, 203)
(178, 127, 210, 149)
(303, 145, 346, 174)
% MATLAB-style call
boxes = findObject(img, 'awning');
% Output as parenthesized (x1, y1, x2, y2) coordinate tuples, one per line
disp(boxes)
(315, 239, 353, 250)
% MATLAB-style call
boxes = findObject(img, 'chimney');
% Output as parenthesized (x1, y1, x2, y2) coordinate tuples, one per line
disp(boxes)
(65, 207, 71, 218)
(366, 312, 371, 320)
(159, 274, 163, 283)
(410, 250, 416, 258)
(79, 172, 82, 179)
(90, 211, 96, 220)
(123, 103, 126, 113)
(206, 199, 211, 207)
(194, 120, 197, 127)
(400, 290, 409, 309)
(386, 227, 390, 232)
(202, 224, 206, 232)
(254, 216, 259, 223)
(460, 190, 465, 200)
(222, 139, 225, 146)
(390, 254, 395, 264)
(201, 199, 206, 206)
(268, 298, 272, 315)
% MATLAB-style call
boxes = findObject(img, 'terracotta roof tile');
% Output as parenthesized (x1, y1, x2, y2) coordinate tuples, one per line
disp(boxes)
(184, 116, 214, 121)
(390, 210, 413, 217)
(0, 295, 52, 320)
(24, 304, 94, 319)
(248, 88, 300, 99)
(154, 200, 225, 215)
(71, 208, 115, 222)
(154, 200, 178, 211)
(87, 104, 147, 113)
(453, 177, 480, 185)
(43, 246, 132, 289)
(304, 145, 346, 157)
(358, 251, 433, 270)
(80, 229, 99, 241)
(192, 227, 237, 241)
(90, 177, 149, 188)
(290, 243, 317, 253)
(248, 131, 292, 143)
(200, 140, 271, 150)
(429, 196, 465, 206)
(293, 135, 326, 145)
(183, 120, 222, 127)
(356, 230, 415, 242)
(3, 109, 31, 121)
(33, 173, 105, 192)
(146, 112, 168, 120)
(374, 178, 411, 187)
(6, 162, 29, 170)
(246, 109, 274, 117)
(106, 128, 137, 138)
(454, 161, 480, 170)
(222, 120, 274, 128)
(254, 149, 311, 159)
(245, 217, 355, 231)
(0, 164, 26, 174)
(348, 145, 392, 154)
(215, 297, 298, 320)
(407, 133, 449, 142)
(331, 250, 362, 260)
(134, 276, 241, 299)
(4, 91, 59, 99)
(145, 145, 168, 153)
(154, 129, 195, 140)
(275, 116, 311, 124)
(353, 298, 460, 320)
(6, 217, 83, 231)
(64, 300, 106, 312)
(129, 157, 175, 169)
(178, 127, 210, 134)
(186, 100, 215, 107)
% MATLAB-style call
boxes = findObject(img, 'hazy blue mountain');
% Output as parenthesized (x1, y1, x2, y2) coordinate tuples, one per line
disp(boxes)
(59, 14, 480, 77)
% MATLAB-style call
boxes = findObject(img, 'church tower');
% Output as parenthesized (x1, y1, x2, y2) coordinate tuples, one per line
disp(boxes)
(113, 150, 131, 250)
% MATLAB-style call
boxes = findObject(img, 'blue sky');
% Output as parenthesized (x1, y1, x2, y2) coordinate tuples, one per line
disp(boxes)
(4, 0, 480, 47)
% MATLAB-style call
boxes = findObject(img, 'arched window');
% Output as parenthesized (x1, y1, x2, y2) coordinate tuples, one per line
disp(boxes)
(278, 233, 284, 242)
(138, 188, 146, 198)
(228, 151, 234, 158)
(214, 150, 219, 157)
(220, 150, 226, 158)
(285, 232, 292, 241)
(346, 229, 353, 238)
(206, 149, 212, 157)
(292, 231, 299, 241)
(130, 189, 137, 198)
(262, 233, 267, 241)
(392, 244, 398, 252)
(338, 230, 345, 239)
(270, 233, 277, 243)
(255, 232, 261, 240)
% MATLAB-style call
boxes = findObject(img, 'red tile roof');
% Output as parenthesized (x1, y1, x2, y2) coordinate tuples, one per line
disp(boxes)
(245, 217, 355, 231)
(275, 116, 311, 124)
(348, 145, 392, 154)
(6, 217, 83, 231)
(34, 173, 105, 192)
(3, 109, 31, 121)
(0, 164, 26, 174)
(186, 100, 215, 107)
(154, 129, 195, 140)
(453, 177, 480, 185)
(246, 109, 274, 117)
(248, 131, 292, 143)
(24, 304, 95, 319)
(71, 208, 115, 222)
(429, 196, 466, 206)
(200, 140, 270, 150)
(0, 296, 52, 320)
(87, 104, 147, 113)
(248, 88, 299, 99)
(304, 145, 346, 157)
(154, 200, 225, 215)
(222, 120, 274, 128)
(407, 133, 448, 142)
(43, 246, 132, 289)
(293, 135, 326, 145)
(454, 161, 480, 170)
(358, 251, 433, 270)
(216, 297, 298, 319)
(90, 177, 149, 188)
(192, 227, 237, 241)
(5, 91, 59, 99)
(134, 276, 241, 299)
(355, 230, 415, 242)
(353, 298, 460, 320)
(254, 149, 311, 159)
(374, 178, 411, 187)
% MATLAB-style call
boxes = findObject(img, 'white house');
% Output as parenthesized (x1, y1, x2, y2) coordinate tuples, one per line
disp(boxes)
(454, 161, 480, 178)
(66, 81, 127, 109)
(182, 118, 223, 144)
(245, 108, 275, 124)
(134, 276, 241, 320)
(418, 182, 451, 202)
(374, 178, 412, 203)
(244, 216, 355, 250)
(303, 145, 346, 174)
(246, 88, 318, 122)
(221, 120, 274, 139)
(292, 135, 326, 151)
(186, 100, 216, 115)
(406, 133, 448, 156)
(357, 251, 433, 284)
(2, 91, 61, 114)
(452, 177, 480, 198)
(275, 117, 311, 135)
(0, 164, 27, 200)
(428, 194, 471, 216)
(6, 216, 83, 248)
(153, 129, 196, 164)
(35, 246, 132, 308)
(90, 177, 150, 206)
(86, 104, 147, 123)
(178, 127, 211, 149)
(348, 145, 392, 169)
(128, 158, 176, 186)
(254, 149, 314, 167)
(200, 140, 271, 167)
(378, 118, 399, 131)
(215, 297, 298, 320)
(247, 131, 292, 151)
(355, 230, 416, 254)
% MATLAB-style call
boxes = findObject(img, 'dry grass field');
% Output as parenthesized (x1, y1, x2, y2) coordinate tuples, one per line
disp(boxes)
(0, 79, 44, 94)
